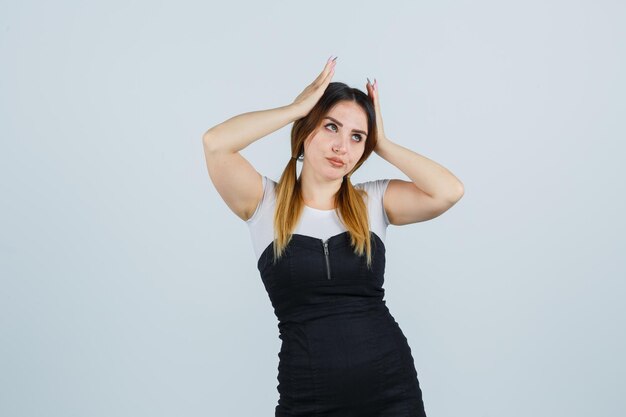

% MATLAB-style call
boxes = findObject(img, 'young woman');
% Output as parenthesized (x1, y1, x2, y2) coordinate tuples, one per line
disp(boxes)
(202, 56, 464, 417)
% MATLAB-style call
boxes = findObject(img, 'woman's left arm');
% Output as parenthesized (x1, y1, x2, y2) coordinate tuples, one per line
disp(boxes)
(366, 79, 464, 225)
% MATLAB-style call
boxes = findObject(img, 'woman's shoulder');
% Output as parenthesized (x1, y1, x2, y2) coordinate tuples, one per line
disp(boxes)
(245, 175, 277, 225)
(353, 178, 391, 196)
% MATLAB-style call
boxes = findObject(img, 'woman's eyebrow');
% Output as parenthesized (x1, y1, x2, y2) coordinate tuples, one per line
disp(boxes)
(323, 116, 368, 136)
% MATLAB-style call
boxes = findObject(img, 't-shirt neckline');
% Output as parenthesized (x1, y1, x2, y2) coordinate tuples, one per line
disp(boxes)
(304, 205, 336, 212)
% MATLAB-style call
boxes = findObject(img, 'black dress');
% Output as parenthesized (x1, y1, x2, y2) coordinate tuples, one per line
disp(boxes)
(257, 230, 428, 416)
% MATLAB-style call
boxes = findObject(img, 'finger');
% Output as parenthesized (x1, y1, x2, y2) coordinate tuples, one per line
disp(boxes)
(311, 66, 333, 93)
(322, 57, 336, 76)
(323, 62, 335, 83)
(310, 62, 330, 87)
(314, 59, 336, 86)
(367, 82, 376, 102)
(313, 64, 330, 84)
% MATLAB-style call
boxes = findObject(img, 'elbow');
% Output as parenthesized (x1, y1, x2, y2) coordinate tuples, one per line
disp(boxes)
(449, 184, 464, 204)
(456, 182, 464, 197)
(441, 183, 464, 206)
(202, 131, 219, 153)
(202, 128, 214, 143)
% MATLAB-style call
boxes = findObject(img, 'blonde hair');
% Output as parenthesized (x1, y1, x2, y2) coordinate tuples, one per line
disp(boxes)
(271, 82, 380, 269)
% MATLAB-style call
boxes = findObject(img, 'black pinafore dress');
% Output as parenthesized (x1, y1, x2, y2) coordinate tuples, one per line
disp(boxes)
(257, 230, 428, 417)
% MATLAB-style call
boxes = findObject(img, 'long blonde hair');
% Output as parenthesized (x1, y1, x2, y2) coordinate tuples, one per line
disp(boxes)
(272, 82, 380, 269)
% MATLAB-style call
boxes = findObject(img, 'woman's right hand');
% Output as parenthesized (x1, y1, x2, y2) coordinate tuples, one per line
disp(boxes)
(291, 56, 337, 118)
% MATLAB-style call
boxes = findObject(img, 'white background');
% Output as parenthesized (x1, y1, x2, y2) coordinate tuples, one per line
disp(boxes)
(1, 1, 624, 416)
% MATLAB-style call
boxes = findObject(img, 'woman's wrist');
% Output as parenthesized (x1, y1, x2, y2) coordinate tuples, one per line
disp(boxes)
(286, 102, 306, 121)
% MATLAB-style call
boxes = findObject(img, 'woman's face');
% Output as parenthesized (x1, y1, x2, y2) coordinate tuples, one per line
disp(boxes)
(303, 101, 368, 180)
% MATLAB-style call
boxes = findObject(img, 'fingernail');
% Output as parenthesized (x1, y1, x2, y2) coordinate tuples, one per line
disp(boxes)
(367, 77, 371, 86)
(328, 55, 333, 63)
(374, 78, 377, 90)
(332, 56, 338, 62)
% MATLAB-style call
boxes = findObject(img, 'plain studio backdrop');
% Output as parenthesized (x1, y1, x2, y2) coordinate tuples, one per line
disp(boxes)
(1, 1, 624, 416)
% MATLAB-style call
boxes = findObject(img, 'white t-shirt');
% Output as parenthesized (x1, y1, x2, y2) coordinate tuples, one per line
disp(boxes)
(246, 175, 391, 263)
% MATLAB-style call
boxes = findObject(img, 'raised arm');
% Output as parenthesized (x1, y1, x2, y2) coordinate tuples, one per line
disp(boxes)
(202, 56, 337, 221)
(365, 78, 464, 226)
(202, 104, 302, 221)
(202, 104, 302, 154)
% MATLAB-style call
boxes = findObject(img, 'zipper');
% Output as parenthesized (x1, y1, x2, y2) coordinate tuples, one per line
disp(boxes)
(322, 239, 331, 280)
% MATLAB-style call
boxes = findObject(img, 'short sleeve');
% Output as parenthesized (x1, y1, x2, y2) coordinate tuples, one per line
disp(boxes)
(245, 175, 268, 224)
(372, 179, 391, 227)
(354, 178, 392, 229)
(246, 175, 278, 261)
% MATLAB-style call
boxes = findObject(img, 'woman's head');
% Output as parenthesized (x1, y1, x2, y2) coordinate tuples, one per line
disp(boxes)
(272, 82, 379, 269)
(291, 82, 378, 180)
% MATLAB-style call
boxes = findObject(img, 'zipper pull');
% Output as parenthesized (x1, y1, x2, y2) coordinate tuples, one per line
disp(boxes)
(322, 240, 331, 280)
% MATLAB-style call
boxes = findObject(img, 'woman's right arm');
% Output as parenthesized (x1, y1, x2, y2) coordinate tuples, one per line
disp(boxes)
(202, 57, 336, 222)
(202, 104, 303, 154)
(201, 103, 303, 222)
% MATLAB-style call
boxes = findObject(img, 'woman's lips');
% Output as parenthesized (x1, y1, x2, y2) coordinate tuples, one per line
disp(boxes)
(327, 158, 344, 167)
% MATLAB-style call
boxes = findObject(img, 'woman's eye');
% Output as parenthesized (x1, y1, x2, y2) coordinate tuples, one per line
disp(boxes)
(325, 123, 362, 142)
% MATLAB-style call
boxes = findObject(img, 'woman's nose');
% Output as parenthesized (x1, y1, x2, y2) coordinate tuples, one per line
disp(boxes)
(332, 135, 350, 152)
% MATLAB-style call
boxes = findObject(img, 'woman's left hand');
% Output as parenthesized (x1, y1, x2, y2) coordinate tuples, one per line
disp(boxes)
(366, 78, 389, 154)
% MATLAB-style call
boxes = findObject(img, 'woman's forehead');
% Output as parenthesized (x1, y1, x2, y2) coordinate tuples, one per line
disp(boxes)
(324, 104, 368, 129)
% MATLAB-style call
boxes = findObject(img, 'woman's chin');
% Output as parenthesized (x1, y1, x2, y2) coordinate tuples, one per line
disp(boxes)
(326, 172, 346, 181)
